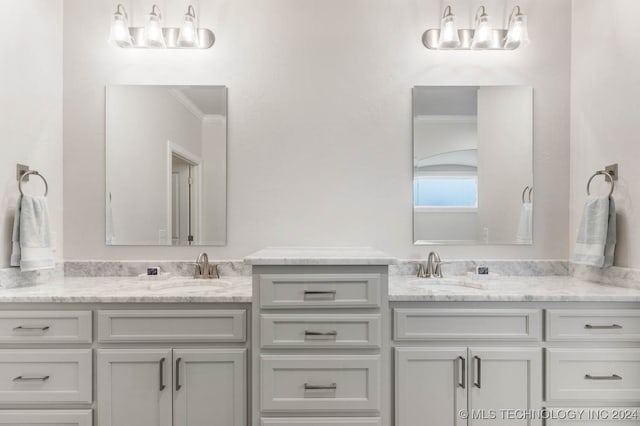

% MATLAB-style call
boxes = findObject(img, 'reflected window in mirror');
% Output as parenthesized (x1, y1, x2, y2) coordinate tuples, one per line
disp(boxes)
(413, 86, 533, 245)
(106, 85, 228, 246)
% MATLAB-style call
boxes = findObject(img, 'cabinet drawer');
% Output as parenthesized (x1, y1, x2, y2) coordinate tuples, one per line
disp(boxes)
(0, 311, 92, 344)
(547, 349, 640, 402)
(261, 355, 380, 413)
(394, 309, 541, 341)
(261, 419, 381, 426)
(0, 350, 92, 403)
(259, 274, 381, 309)
(98, 310, 246, 342)
(546, 408, 640, 425)
(260, 314, 381, 349)
(0, 410, 92, 425)
(547, 310, 640, 341)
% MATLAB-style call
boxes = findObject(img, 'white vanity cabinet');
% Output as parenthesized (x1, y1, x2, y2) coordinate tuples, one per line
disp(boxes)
(393, 307, 544, 426)
(250, 261, 391, 426)
(97, 348, 246, 426)
(0, 306, 249, 426)
(96, 309, 247, 426)
(395, 347, 542, 426)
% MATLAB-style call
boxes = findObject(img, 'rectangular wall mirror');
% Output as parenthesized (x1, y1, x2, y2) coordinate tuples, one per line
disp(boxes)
(106, 85, 227, 246)
(413, 86, 533, 245)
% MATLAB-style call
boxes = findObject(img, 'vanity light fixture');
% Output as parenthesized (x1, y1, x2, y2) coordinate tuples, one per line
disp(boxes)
(108, 4, 133, 47)
(107, 3, 215, 49)
(142, 5, 166, 48)
(177, 5, 199, 47)
(423, 4, 529, 51)
(470, 6, 493, 50)
(504, 6, 530, 50)
(438, 6, 461, 48)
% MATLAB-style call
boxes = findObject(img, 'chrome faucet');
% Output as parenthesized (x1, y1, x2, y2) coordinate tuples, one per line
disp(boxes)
(193, 253, 219, 279)
(417, 251, 444, 278)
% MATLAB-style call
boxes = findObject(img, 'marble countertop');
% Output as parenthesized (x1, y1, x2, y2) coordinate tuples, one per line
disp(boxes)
(389, 275, 640, 302)
(0, 274, 639, 303)
(0, 276, 253, 304)
(244, 247, 396, 265)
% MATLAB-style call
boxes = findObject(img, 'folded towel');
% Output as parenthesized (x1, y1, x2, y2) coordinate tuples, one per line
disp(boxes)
(574, 195, 617, 268)
(10, 195, 55, 272)
(516, 202, 533, 244)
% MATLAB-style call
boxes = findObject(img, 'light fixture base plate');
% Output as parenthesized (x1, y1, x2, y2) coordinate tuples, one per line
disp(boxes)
(423, 28, 512, 50)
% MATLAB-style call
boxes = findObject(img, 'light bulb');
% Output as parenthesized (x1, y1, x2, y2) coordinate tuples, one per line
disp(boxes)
(438, 6, 461, 49)
(178, 5, 199, 47)
(108, 4, 132, 48)
(143, 4, 166, 48)
(504, 6, 530, 50)
(471, 7, 493, 50)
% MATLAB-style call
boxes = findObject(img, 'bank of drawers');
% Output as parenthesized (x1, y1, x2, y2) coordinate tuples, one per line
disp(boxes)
(0, 311, 93, 407)
(258, 271, 383, 424)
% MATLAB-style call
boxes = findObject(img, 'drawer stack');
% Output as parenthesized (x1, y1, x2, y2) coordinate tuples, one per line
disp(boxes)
(545, 309, 640, 425)
(0, 311, 92, 426)
(253, 267, 388, 426)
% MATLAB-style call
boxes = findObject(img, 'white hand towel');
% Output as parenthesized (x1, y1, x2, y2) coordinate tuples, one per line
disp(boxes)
(573, 195, 617, 268)
(516, 202, 533, 244)
(10, 195, 55, 272)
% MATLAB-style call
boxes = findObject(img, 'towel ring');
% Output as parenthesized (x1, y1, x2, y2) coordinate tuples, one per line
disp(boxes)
(18, 171, 49, 197)
(586, 170, 614, 197)
(521, 186, 533, 203)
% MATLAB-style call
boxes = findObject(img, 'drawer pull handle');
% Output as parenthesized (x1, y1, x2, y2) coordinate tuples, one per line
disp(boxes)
(458, 356, 466, 389)
(159, 358, 166, 391)
(585, 324, 623, 330)
(304, 330, 338, 337)
(304, 383, 337, 391)
(13, 326, 50, 333)
(473, 356, 481, 389)
(585, 374, 622, 381)
(175, 357, 182, 391)
(304, 290, 336, 299)
(13, 375, 50, 382)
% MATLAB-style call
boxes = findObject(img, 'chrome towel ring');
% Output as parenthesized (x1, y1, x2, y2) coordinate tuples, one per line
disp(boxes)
(18, 171, 49, 197)
(586, 170, 614, 197)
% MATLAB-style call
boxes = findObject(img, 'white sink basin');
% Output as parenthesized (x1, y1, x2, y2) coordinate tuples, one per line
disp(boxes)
(406, 277, 487, 290)
(407, 277, 467, 287)
(148, 279, 232, 291)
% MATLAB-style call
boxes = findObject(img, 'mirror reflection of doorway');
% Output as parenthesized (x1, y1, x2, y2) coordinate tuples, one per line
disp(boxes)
(171, 154, 198, 246)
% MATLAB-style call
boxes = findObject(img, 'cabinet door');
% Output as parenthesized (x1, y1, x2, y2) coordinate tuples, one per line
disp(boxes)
(395, 347, 468, 426)
(173, 349, 246, 426)
(468, 348, 542, 426)
(97, 349, 172, 426)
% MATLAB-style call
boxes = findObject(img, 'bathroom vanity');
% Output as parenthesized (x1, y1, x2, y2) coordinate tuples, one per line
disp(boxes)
(0, 253, 639, 426)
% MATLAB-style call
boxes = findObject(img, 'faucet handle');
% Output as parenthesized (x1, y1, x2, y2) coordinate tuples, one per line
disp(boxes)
(417, 263, 427, 278)
(209, 264, 220, 279)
